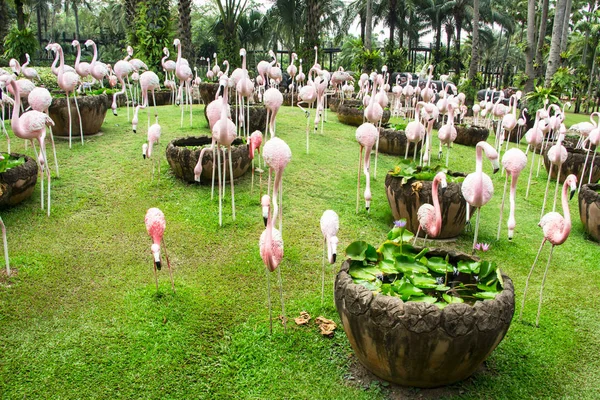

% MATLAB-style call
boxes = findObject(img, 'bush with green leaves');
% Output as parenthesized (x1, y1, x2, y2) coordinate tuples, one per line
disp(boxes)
(388, 160, 464, 185)
(133, 0, 172, 75)
(0, 154, 25, 173)
(345, 221, 504, 309)
(3, 28, 38, 63)
(524, 86, 561, 115)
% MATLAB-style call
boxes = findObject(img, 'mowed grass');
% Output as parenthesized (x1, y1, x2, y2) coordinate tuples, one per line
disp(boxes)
(0, 101, 599, 399)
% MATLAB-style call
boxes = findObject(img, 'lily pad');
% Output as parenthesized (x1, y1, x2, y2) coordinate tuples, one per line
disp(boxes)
(346, 241, 369, 261)
(427, 256, 452, 274)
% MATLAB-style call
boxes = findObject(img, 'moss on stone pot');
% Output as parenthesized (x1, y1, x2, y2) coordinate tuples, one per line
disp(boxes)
(337, 103, 391, 127)
(385, 171, 472, 239)
(579, 183, 600, 242)
(377, 128, 422, 156)
(166, 136, 251, 184)
(335, 251, 514, 388)
(454, 124, 490, 147)
(48, 94, 109, 136)
(0, 153, 38, 208)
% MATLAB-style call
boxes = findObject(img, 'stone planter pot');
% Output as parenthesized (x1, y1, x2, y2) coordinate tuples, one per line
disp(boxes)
(335, 253, 515, 388)
(385, 172, 472, 239)
(332, 99, 362, 113)
(0, 154, 38, 208)
(378, 128, 422, 156)
(203, 105, 267, 133)
(454, 124, 490, 147)
(49, 94, 109, 136)
(543, 146, 600, 184)
(579, 183, 600, 242)
(283, 93, 298, 107)
(337, 103, 391, 127)
(199, 82, 220, 105)
(166, 136, 251, 184)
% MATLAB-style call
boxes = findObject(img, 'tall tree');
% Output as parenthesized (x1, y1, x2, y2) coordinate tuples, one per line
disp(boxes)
(365, 0, 373, 50)
(545, 0, 569, 86)
(178, 0, 193, 62)
(125, 0, 139, 45)
(0, 0, 10, 54)
(534, 0, 549, 78)
(448, 0, 471, 76)
(305, 0, 320, 62)
(468, 0, 480, 80)
(213, 0, 248, 68)
(560, 0, 574, 54)
(524, 0, 536, 92)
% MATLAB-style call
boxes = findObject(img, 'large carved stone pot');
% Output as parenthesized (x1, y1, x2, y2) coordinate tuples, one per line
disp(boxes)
(543, 146, 600, 184)
(378, 128, 422, 156)
(283, 93, 298, 107)
(49, 94, 109, 136)
(335, 253, 515, 388)
(0, 154, 38, 208)
(337, 103, 390, 127)
(454, 124, 490, 146)
(331, 99, 361, 113)
(199, 82, 220, 105)
(203, 105, 267, 133)
(385, 172, 472, 238)
(165, 136, 251, 184)
(579, 183, 600, 242)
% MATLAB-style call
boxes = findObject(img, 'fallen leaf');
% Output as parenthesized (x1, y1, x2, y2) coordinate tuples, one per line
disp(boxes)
(315, 316, 337, 337)
(294, 311, 311, 325)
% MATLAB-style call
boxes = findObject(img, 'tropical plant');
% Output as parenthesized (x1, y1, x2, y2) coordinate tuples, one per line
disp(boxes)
(388, 161, 464, 185)
(550, 66, 576, 99)
(357, 48, 382, 73)
(3, 28, 38, 64)
(212, 0, 248, 69)
(0, 154, 25, 173)
(345, 221, 504, 308)
(524, 85, 561, 114)
(384, 46, 408, 73)
(132, 0, 172, 73)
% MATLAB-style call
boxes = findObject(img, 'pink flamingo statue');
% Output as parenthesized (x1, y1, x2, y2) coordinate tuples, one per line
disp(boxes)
(461, 141, 500, 251)
(519, 174, 577, 327)
(418, 101, 439, 166)
(295, 59, 305, 88)
(248, 130, 263, 194)
(9, 56, 40, 82)
(264, 86, 283, 138)
(287, 53, 298, 104)
(437, 102, 457, 166)
(72, 40, 91, 92)
(236, 49, 254, 139)
(4, 75, 53, 215)
(579, 113, 600, 191)
(28, 87, 59, 177)
(263, 137, 292, 233)
(413, 171, 447, 246)
(259, 194, 286, 334)
(356, 122, 379, 213)
(0, 211, 9, 276)
(46, 43, 75, 76)
(144, 207, 175, 293)
(404, 102, 425, 160)
(131, 71, 160, 133)
(143, 116, 162, 181)
(111, 56, 134, 120)
(541, 135, 568, 218)
(0, 89, 14, 152)
(297, 67, 318, 153)
(525, 110, 544, 198)
(84, 40, 108, 88)
(161, 47, 177, 103)
(496, 148, 527, 240)
(173, 39, 193, 128)
(320, 210, 339, 305)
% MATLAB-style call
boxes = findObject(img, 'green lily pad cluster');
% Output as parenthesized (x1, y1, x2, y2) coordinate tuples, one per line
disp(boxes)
(0, 154, 25, 174)
(388, 161, 465, 186)
(345, 223, 503, 309)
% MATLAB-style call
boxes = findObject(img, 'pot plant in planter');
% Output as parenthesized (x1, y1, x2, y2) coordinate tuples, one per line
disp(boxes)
(377, 121, 422, 156)
(0, 153, 38, 208)
(385, 161, 472, 238)
(335, 222, 514, 388)
(578, 183, 600, 242)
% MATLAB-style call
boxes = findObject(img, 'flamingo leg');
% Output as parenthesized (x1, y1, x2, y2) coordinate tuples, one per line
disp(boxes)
(404, 139, 409, 160)
(251, 155, 255, 194)
(413, 225, 421, 245)
(535, 245, 554, 327)
(217, 145, 222, 227)
(1, 105, 9, 154)
(578, 148, 591, 193)
(0, 216, 9, 276)
(496, 174, 509, 240)
(552, 166, 562, 212)
(374, 120, 381, 179)
(72, 92, 84, 145)
(540, 164, 553, 219)
(265, 266, 273, 334)
(211, 143, 216, 200)
(321, 238, 326, 307)
(228, 146, 235, 221)
(66, 91, 73, 148)
(276, 266, 287, 333)
(153, 262, 159, 292)
(519, 239, 546, 321)
(587, 148, 597, 184)
(31, 142, 43, 210)
(526, 148, 537, 199)
(471, 208, 481, 253)
(161, 238, 175, 293)
(46, 114, 59, 178)
(356, 146, 363, 214)
(422, 233, 428, 247)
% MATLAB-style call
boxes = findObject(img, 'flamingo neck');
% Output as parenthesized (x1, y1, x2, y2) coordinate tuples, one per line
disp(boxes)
(432, 176, 442, 235)
(58, 47, 65, 78)
(9, 81, 21, 132)
(559, 180, 572, 238)
(75, 44, 81, 67)
(90, 43, 98, 67)
(475, 142, 484, 173)
(176, 44, 182, 66)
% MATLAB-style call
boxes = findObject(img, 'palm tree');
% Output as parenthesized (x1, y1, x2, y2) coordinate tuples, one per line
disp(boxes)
(545, 0, 569, 87)
(365, 0, 373, 50)
(447, 0, 471, 75)
(178, 0, 193, 62)
(305, 0, 320, 58)
(0, 0, 10, 54)
(468, 0, 480, 80)
(524, 0, 535, 91)
(213, 0, 249, 68)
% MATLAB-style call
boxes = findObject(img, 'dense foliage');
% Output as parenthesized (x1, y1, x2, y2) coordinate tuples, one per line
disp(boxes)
(388, 160, 465, 184)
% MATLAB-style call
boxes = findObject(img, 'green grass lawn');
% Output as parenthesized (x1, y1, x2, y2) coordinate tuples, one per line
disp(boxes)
(0, 102, 599, 399)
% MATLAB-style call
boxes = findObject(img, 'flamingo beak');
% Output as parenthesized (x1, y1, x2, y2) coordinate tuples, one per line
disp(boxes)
(142, 153, 146, 159)
(112, 109, 117, 116)
(262, 206, 269, 226)
(492, 160, 500, 174)
(570, 189, 576, 200)
(440, 183, 447, 197)
(155, 260, 161, 271)
(332, 253, 337, 263)
(508, 229, 514, 240)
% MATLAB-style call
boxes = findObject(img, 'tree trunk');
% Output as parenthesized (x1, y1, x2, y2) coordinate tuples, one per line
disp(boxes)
(435, 19, 442, 64)
(178, 0, 193, 62)
(388, 0, 397, 47)
(455, 18, 462, 76)
(73, 2, 80, 40)
(559, 0, 573, 55)
(36, 6, 43, 45)
(446, 27, 451, 59)
(365, 0, 373, 50)
(544, 0, 568, 87)
(0, 0, 9, 55)
(15, 0, 25, 31)
(305, 0, 320, 62)
(585, 45, 597, 113)
(360, 11, 366, 44)
(534, 0, 549, 78)
(468, 0, 480, 80)
(524, 0, 536, 92)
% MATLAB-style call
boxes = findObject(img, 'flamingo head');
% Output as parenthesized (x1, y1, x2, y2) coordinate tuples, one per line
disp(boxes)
(84, 39, 93, 48)
(173, 38, 180, 48)
(435, 172, 448, 197)
(151, 243, 161, 270)
(566, 174, 577, 200)
(261, 195, 270, 226)
(71, 40, 79, 47)
(142, 143, 148, 159)
(213, 52, 217, 59)
(327, 236, 339, 264)
(240, 48, 246, 57)
(364, 187, 372, 212)
(127, 46, 133, 56)
(292, 52, 297, 61)
(8, 59, 19, 75)
(163, 47, 169, 56)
